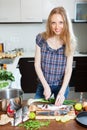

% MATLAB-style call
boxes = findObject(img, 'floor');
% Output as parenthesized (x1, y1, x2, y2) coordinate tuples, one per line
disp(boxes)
(23, 87, 87, 101)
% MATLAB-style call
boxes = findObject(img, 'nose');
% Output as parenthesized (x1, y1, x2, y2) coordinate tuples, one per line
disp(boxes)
(56, 23, 60, 28)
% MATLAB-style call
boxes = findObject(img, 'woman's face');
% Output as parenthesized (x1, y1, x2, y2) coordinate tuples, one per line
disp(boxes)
(50, 14, 64, 36)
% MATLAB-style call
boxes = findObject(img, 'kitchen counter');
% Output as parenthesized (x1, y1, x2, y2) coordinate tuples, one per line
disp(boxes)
(7, 51, 87, 70)
(6, 51, 87, 90)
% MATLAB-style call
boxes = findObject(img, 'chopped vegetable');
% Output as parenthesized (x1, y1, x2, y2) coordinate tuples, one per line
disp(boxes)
(63, 100, 76, 105)
(27, 98, 55, 105)
(28, 98, 77, 106)
(56, 115, 76, 123)
(19, 120, 50, 130)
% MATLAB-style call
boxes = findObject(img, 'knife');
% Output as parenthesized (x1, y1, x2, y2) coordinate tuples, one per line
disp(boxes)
(36, 111, 55, 116)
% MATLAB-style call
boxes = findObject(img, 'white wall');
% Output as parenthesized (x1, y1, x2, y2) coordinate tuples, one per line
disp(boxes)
(0, 23, 45, 52)
(0, 22, 87, 54)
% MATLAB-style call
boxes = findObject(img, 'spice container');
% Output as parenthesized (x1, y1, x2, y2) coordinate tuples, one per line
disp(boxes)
(0, 43, 4, 52)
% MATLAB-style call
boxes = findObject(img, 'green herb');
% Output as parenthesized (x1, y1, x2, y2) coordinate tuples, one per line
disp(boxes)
(29, 98, 55, 104)
(19, 120, 50, 130)
(63, 100, 76, 105)
(0, 69, 15, 81)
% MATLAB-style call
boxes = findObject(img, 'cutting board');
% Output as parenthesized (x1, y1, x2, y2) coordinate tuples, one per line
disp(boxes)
(35, 104, 76, 119)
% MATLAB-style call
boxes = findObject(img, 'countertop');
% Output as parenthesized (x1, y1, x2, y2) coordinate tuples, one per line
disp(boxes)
(6, 51, 87, 89)
(7, 51, 87, 71)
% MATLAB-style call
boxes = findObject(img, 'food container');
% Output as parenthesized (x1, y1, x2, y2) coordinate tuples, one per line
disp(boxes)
(0, 88, 24, 114)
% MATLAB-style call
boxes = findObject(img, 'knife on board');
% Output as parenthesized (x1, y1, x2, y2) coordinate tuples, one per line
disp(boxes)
(36, 111, 55, 116)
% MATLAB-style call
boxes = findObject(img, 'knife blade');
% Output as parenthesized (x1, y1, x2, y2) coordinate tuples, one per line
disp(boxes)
(36, 111, 55, 116)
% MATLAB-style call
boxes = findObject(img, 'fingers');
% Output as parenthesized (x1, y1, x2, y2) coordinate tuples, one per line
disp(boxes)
(55, 94, 65, 106)
(44, 92, 51, 100)
(43, 89, 51, 100)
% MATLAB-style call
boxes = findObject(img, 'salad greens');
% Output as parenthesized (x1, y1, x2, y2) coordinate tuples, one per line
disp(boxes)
(0, 69, 15, 89)
(0, 81, 9, 89)
(0, 69, 15, 81)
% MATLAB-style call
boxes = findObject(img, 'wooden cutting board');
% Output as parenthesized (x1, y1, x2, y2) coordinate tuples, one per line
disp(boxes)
(35, 104, 76, 119)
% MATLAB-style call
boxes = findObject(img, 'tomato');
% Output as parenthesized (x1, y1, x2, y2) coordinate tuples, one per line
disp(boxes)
(7, 104, 15, 117)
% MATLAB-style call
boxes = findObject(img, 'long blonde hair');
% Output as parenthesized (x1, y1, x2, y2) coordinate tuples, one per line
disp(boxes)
(41, 7, 77, 56)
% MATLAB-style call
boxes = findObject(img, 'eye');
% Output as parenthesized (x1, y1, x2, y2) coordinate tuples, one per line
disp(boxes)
(51, 22, 56, 25)
(59, 21, 64, 24)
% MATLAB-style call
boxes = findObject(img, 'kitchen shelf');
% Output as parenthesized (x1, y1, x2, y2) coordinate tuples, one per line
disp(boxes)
(0, 22, 43, 24)
(0, 58, 15, 64)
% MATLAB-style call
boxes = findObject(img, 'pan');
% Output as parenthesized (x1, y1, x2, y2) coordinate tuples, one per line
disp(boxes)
(76, 111, 87, 127)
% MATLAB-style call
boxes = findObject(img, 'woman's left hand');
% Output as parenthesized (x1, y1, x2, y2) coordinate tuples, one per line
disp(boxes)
(55, 93, 65, 106)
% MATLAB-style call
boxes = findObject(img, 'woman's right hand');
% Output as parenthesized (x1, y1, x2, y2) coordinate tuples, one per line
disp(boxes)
(43, 85, 51, 100)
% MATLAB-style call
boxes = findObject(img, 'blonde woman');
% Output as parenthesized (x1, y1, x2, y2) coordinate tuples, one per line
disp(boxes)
(34, 7, 76, 106)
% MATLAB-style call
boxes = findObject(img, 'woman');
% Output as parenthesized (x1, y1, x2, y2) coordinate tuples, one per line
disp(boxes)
(34, 7, 76, 106)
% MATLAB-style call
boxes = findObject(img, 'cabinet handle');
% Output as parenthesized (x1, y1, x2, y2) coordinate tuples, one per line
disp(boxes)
(73, 61, 76, 68)
(27, 60, 34, 63)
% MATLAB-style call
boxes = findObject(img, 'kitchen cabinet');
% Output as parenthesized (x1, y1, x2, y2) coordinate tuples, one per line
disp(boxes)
(0, 0, 42, 23)
(18, 57, 38, 93)
(0, 0, 78, 22)
(69, 57, 87, 92)
(42, 0, 76, 20)
(21, 0, 42, 22)
(0, 0, 20, 22)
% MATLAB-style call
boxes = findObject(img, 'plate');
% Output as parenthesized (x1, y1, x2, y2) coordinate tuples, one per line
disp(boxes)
(76, 111, 87, 127)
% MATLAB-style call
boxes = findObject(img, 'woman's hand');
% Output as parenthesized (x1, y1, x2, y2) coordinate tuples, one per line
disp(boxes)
(43, 85, 51, 100)
(55, 93, 65, 106)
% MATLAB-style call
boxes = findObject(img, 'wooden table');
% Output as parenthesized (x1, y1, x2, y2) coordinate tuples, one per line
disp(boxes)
(0, 119, 87, 130)
(0, 100, 87, 130)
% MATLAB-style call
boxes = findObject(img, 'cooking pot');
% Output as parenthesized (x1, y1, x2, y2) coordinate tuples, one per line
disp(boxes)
(0, 88, 24, 112)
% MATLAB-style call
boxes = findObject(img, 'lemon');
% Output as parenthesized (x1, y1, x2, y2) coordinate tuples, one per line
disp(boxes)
(60, 115, 70, 123)
(56, 115, 70, 122)
(29, 112, 36, 119)
(75, 103, 82, 111)
(56, 116, 61, 121)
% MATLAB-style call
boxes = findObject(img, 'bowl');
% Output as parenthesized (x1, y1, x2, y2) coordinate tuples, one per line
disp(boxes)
(0, 88, 23, 99)
(0, 80, 11, 90)
(0, 88, 24, 112)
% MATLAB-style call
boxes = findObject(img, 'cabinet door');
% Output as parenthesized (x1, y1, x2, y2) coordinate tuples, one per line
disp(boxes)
(18, 58, 38, 93)
(42, 0, 76, 20)
(56, 0, 76, 20)
(75, 57, 87, 92)
(21, 0, 42, 22)
(0, 0, 20, 22)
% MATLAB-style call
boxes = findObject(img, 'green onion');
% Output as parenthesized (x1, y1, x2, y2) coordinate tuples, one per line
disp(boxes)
(19, 120, 50, 130)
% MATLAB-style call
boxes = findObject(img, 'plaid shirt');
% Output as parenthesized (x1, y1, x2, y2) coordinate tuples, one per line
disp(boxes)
(36, 34, 67, 86)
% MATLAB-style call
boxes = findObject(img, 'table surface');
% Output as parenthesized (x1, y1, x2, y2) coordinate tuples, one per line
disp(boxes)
(0, 101, 87, 130)
(0, 119, 87, 130)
